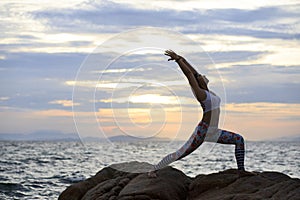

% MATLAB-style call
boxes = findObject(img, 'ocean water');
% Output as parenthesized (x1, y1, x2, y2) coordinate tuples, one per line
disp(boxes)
(0, 140, 299, 199)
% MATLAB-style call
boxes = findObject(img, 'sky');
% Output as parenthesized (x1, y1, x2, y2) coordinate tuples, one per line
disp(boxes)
(0, 0, 299, 141)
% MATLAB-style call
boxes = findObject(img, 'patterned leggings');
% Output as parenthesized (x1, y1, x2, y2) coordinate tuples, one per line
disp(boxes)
(154, 121, 245, 171)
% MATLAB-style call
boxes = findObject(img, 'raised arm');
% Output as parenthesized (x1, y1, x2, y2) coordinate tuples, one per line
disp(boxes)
(177, 56, 198, 75)
(164, 50, 206, 101)
(164, 50, 198, 76)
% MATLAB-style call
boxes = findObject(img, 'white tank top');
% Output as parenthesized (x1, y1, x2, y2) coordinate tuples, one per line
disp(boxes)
(201, 90, 221, 113)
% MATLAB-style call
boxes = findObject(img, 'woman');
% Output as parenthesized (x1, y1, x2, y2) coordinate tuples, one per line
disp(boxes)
(149, 50, 252, 177)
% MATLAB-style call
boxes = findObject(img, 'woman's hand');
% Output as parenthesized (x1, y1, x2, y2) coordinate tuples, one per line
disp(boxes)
(164, 50, 181, 61)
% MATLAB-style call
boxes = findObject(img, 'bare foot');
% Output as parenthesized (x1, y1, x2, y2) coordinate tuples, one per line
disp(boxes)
(238, 170, 258, 178)
(148, 171, 157, 178)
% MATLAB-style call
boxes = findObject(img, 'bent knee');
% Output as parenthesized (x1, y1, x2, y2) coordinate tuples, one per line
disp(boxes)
(236, 134, 244, 145)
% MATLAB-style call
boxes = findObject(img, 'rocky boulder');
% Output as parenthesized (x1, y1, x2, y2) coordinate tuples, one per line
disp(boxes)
(59, 162, 300, 200)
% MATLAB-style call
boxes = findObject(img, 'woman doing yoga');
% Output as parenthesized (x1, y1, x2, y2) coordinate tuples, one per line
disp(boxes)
(149, 50, 253, 178)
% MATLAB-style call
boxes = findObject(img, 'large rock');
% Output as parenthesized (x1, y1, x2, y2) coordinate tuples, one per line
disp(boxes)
(59, 162, 300, 200)
(189, 169, 300, 200)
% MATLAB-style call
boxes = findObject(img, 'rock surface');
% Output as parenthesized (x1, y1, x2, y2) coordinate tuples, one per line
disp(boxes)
(59, 162, 300, 200)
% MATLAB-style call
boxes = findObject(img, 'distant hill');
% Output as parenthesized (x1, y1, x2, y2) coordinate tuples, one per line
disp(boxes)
(3, 131, 298, 142)
(108, 135, 170, 142)
(0, 130, 80, 141)
(0, 132, 170, 142)
(270, 134, 300, 142)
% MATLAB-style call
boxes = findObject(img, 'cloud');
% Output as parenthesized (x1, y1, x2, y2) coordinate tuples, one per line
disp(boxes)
(1, 0, 299, 139)
(204, 7, 296, 23)
(49, 100, 80, 107)
(188, 51, 266, 65)
(111, 0, 300, 10)
(225, 102, 300, 116)
(0, 49, 298, 113)
(31, 1, 300, 40)
(1, 1, 299, 57)
(0, 97, 10, 101)
(0, 52, 88, 110)
(33, 109, 74, 117)
(0, 108, 77, 134)
(219, 64, 300, 103)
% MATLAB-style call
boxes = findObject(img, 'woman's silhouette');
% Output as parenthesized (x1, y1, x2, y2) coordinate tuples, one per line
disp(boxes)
(149, 50, 253, 177)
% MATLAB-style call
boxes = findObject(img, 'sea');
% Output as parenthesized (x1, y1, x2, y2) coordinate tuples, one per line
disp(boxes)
(0, 140, 299, 200)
